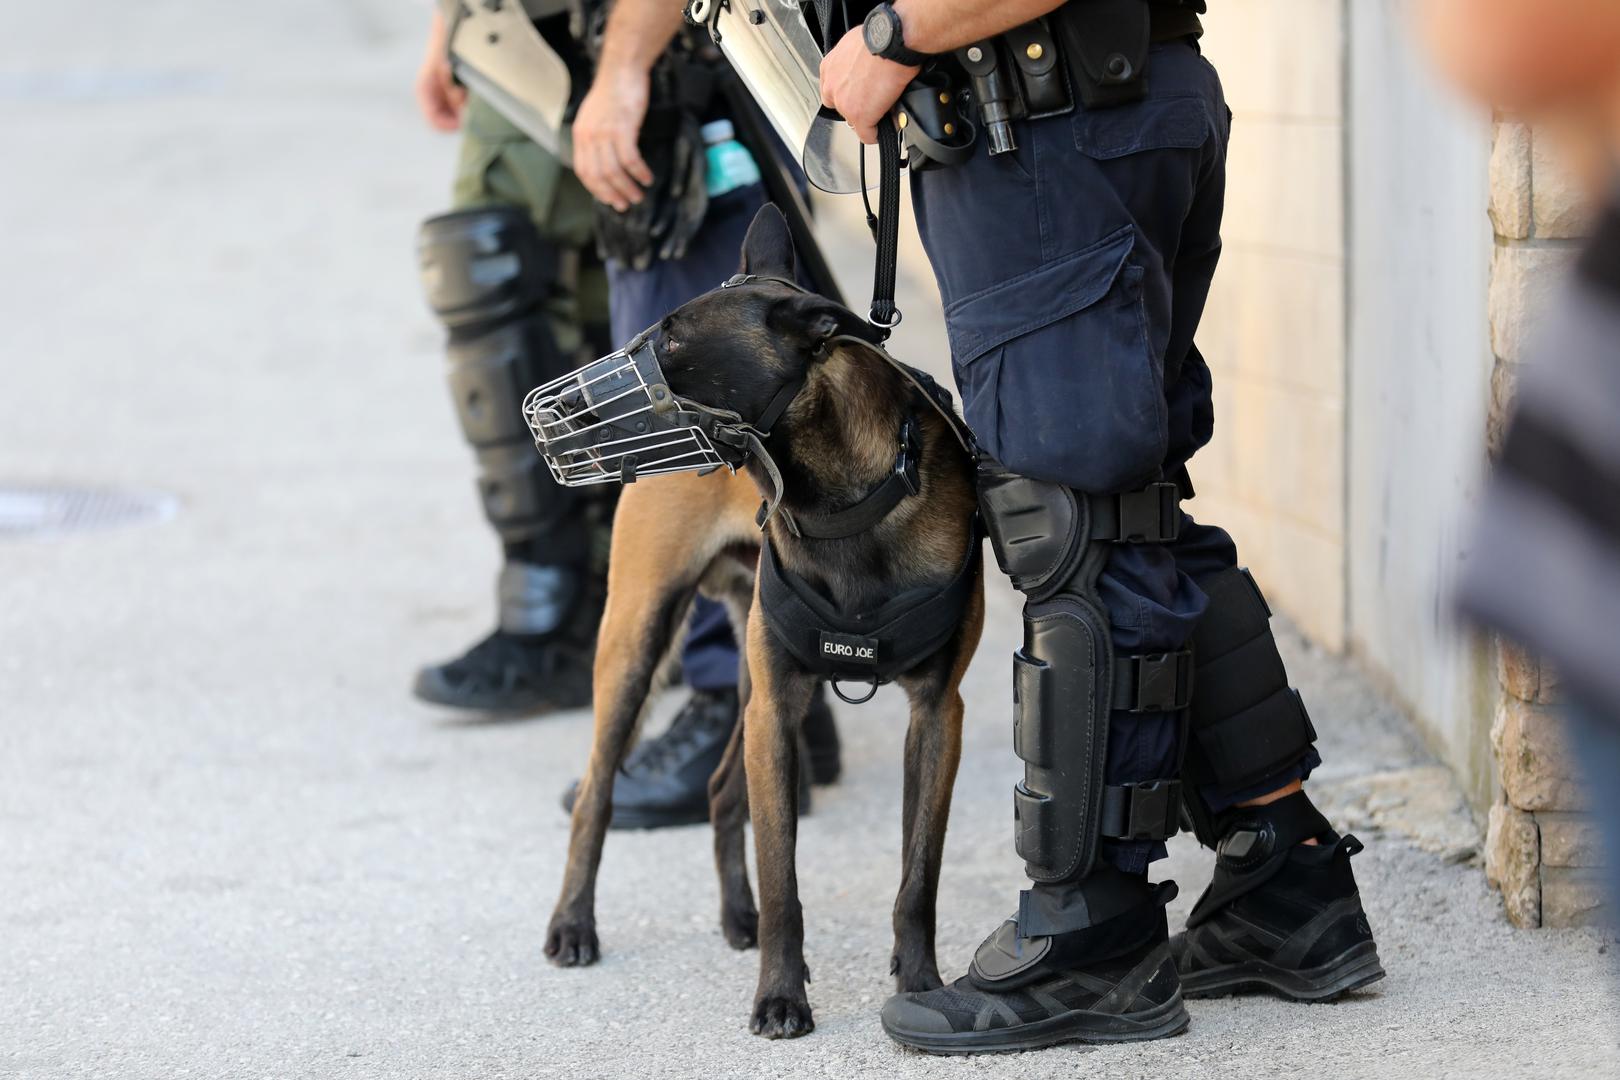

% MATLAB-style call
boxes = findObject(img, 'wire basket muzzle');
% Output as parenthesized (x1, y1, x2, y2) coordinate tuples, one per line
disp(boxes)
(522, 343, 732, 486)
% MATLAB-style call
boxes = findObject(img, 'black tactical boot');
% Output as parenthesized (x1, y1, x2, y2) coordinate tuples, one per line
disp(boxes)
(882, 875, 1189, 1054)
(560, 684, 838, 829)
(560, 687, 742, 829)
(1171, 792, 1385, 1001)
(413, 561, 600, 716)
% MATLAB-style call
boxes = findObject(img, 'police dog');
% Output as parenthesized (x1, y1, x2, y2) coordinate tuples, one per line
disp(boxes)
(541, 205, 984, 1039)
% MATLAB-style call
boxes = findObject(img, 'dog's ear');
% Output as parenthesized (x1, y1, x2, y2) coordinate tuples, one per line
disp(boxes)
(739, 204, 796, 280)
(766, 289, 843, 349)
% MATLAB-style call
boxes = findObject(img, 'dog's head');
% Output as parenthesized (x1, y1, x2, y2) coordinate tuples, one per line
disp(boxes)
(645, 205, 853, 426)
(523, 206, 870, 488)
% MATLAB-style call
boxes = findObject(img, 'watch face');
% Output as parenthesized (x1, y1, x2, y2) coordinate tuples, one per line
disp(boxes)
(865, 8, 895, 54)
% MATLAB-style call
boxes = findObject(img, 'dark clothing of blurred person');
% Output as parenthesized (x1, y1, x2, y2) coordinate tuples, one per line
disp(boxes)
(1419, 0, 1620, 923)
(1459, 201, 1620, 914)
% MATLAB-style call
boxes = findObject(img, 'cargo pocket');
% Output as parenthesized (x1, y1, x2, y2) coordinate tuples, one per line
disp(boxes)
(945, 225, 1167, 492)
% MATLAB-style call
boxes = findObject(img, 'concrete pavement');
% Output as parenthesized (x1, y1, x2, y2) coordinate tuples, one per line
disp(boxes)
(2, 3, 1617, 1077)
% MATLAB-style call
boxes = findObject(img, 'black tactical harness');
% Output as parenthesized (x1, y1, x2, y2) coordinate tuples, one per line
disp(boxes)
(758, 524, 980, 702)
(711, 275, 983, 700)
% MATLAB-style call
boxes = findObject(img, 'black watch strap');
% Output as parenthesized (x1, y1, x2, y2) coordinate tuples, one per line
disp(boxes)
(866, 4, 930, 67)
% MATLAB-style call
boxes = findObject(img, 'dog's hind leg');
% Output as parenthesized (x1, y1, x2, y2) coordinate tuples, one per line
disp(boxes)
(890, 563, 984, 993)
(709, 698, 757, 949)
(707, 563, 759, 949)
(741, 601, 818, 1039)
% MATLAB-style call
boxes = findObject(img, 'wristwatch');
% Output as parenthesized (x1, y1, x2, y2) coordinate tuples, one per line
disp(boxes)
(862, 3, 929, 67)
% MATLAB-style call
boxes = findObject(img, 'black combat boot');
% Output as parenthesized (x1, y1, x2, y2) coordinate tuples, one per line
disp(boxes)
(413, 561, 600, 716)
(1170, 792, 1385, 1001)
(559, 684, 838, 829)
(883, 872, 1188, 1054)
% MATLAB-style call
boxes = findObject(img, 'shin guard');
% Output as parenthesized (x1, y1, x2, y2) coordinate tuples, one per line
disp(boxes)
(979, 462, 1188, 884)
(419, 207, 605, 547)
(1182, 567, 1319, 847)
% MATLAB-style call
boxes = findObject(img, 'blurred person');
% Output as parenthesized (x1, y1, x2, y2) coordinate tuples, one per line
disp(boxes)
(1429, 0, 1620, 913)
(412, 2, 841, 823)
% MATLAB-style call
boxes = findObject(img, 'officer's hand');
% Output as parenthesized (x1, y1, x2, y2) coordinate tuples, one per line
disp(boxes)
(820, 28, 919, 144)
(572, 65, 657, 212)
(416, 10, 467, 132)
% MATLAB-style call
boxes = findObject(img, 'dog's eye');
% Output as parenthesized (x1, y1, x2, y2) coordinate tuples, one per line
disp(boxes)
(664, 337, 682, 354)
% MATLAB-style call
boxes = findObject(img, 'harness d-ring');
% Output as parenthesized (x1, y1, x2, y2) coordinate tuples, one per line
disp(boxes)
(830, 678, 880, 706)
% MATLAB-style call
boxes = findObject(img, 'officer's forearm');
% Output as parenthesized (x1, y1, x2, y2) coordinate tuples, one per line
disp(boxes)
(891, 0, 1066, 54)
(596, 0, 686, 75)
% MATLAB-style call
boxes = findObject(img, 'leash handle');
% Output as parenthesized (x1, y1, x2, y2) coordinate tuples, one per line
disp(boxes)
(863, 115, 904, 335)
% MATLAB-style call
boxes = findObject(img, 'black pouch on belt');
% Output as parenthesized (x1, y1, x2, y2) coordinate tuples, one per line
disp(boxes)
(1002, 18, 1073, 118)
(1053, 0, 1152, 109)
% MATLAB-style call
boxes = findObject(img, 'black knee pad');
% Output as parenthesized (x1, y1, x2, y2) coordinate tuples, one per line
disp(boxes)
(418, 207, 558, 329)
(1182, 568, 1319, 847)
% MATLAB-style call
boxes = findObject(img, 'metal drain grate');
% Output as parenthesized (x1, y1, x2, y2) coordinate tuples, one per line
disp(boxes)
(0, 486, 180, 538)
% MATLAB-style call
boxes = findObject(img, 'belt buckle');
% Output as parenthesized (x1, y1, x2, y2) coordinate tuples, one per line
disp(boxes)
(1124, 779, 1181, 841)
(895, 417, 920, 496)
(1117, 482, 1181, 543)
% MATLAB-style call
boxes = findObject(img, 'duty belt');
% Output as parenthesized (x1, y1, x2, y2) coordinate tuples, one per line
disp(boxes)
(901, 0, 1206, 168)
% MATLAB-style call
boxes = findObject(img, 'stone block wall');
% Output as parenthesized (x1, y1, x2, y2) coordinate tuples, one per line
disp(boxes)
(1480, 122, 1606, 928)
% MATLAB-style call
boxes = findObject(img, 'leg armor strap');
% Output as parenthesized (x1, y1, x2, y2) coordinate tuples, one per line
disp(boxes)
(497, 562, 582, 637)
(1186, 790, 1335, 928)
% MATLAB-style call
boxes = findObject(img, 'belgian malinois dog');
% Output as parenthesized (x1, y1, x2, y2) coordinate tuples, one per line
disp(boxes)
(538, 206, 984, 1038)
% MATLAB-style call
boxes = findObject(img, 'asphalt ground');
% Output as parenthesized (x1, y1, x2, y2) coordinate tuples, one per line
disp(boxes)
(3, 3, 1618, 1077)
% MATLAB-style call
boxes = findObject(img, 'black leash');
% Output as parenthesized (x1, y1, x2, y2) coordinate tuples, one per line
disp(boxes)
(861, 116, 904, 335)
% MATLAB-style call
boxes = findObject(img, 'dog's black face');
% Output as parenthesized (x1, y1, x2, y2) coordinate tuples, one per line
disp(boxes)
(647, 206, 845, 423)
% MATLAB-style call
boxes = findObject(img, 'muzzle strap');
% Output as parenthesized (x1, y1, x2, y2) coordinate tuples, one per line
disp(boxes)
(725, 426, 798, 535)
(753, 374, 807, 437)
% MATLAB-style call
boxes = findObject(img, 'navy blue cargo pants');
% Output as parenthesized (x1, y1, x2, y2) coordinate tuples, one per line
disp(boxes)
(911, 40, 1316, 927)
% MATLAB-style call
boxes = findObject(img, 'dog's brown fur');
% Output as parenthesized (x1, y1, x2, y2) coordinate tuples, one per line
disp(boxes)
(543, 207, 983, 1039)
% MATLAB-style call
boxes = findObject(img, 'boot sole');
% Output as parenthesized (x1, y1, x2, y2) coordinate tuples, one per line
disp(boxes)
(883, 990, 1189, 1055)
(1180, 941, 1385, 1002)
(605, 805, 711, 830)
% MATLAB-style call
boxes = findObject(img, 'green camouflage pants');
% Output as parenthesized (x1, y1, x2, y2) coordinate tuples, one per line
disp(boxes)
(451, 94, 609, 355)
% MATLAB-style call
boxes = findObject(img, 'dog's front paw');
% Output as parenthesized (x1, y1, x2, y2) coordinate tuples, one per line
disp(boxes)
(749, 993, 814, 1039)
(544, 917, 600, 967)
(721, 901, 759, 950)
